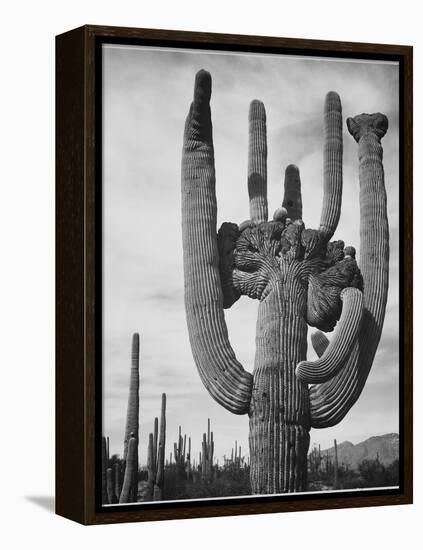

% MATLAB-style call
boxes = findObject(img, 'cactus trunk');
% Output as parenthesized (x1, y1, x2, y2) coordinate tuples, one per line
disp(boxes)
(249, 282, 310, 493)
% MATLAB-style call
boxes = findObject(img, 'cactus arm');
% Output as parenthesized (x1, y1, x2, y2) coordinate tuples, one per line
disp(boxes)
(282, 164, 302, 221)
(182, 69, 253, 415)
(248, 100, 268, 224)
(296, 287, 363, 383)
(319, 92, 343, 240)
(311, 330, 329, 358)
(309, 113, 389, 428)
(123, 333, 139, 462)
(119, 436, 137, 504)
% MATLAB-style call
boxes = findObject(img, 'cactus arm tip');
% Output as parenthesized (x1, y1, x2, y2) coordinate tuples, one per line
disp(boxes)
(282, 164, 302, 221)
(319, 90, 343, 241)
(248, 99, 268, 224)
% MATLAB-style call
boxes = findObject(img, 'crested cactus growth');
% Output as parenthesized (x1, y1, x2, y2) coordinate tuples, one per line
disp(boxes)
(181, 70, 389, 494)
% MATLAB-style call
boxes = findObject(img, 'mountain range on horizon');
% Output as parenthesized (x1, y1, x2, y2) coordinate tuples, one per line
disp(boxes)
(313, 433, 399, 471)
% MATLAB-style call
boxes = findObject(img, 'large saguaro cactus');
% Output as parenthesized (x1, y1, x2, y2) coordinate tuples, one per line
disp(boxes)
(181, 70, 389, 494)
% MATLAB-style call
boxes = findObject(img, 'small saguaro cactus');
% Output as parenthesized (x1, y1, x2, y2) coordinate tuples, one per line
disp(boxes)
(181, 70, 389, 494)
(120, 333, 140, 503)
(201, 419, 214, 483)
(173, 425, 187, 477)
(101, 436, 108, 504)
(146, 393, 167, 501)
(186, 436, 192, 480)
(154, 393, 167, 500)
(334, 439, 339, 490)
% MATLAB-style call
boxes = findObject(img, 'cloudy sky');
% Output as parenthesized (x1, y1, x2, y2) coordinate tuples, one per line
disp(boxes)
(102, 44, 399, 467)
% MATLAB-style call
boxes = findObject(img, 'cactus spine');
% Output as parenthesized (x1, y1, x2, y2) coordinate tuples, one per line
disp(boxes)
(181, 70, 389, 494)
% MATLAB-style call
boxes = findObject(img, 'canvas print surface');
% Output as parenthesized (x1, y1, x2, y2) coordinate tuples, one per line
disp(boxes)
(101, 44, 400, 505)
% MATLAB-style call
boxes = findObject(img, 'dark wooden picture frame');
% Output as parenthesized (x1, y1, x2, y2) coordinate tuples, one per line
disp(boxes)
(56, 25, 413, 525)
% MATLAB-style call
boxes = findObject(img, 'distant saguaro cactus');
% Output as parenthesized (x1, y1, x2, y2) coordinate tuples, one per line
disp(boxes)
(153, 393, 166, 500)
(146, 393, 167, 501)
(121, 333, 140, 503)
(181, 70, 389, 493)
(201, 419, 214, 483)
(173, 425, 187, 477)
(334, 439, 339, 490)
(101, 436, 108, 504)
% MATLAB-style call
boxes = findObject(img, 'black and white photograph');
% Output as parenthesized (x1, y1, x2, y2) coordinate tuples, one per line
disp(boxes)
(101, 43, 400, 506)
